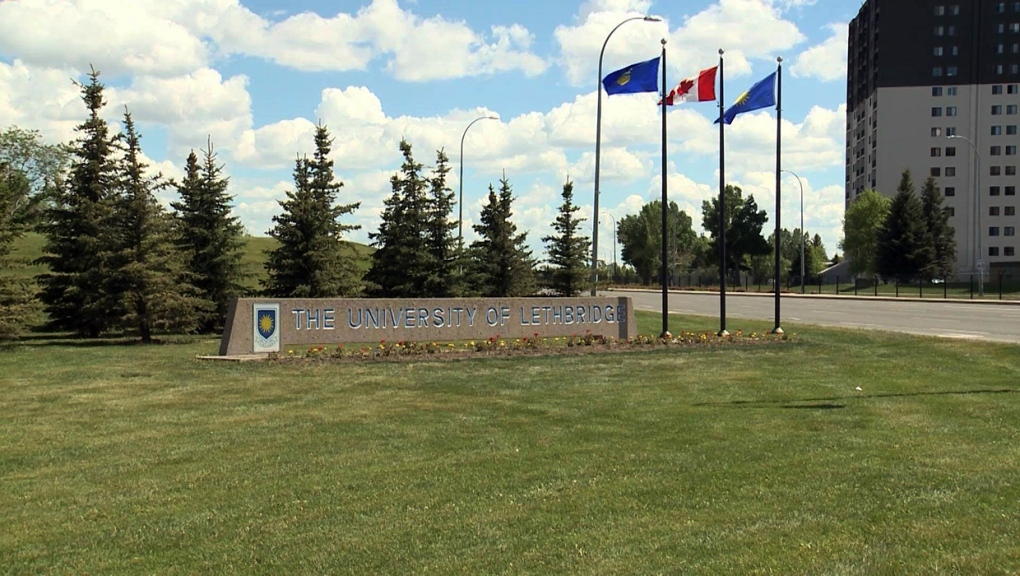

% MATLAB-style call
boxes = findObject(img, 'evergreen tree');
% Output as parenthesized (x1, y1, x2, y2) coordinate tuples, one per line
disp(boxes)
(468, 174, 536, 297)
(423, 149, 461, 297)
(542, 178, 589, 296)
(36, 68, 120, 337)
(0, 164, 37, 340)
(113, 110, 201, 343)
(365, 140, 432, 297)
(172, 140, 247, 332)
(264, 123, 362, 298)
(877, 170, 934, 281)
(920, 176, 957, 279)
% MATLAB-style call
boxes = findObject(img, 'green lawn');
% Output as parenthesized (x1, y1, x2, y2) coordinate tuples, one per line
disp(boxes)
(2, 313, 1019, 574)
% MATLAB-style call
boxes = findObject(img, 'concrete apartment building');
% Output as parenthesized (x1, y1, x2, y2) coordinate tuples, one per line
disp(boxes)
(847, 0, 1020, 276)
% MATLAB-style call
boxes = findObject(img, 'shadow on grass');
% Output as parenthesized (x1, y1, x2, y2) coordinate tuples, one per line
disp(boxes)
(696, 388, 1018, 409)
(7, 333, 209, 348)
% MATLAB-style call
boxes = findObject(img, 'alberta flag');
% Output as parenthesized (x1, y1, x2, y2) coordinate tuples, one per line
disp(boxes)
(661, 66, 718, 105)
(602, 56, 660, 95)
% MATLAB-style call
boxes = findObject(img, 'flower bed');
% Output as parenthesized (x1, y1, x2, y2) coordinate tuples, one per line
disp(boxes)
(268, 329, 792, 362)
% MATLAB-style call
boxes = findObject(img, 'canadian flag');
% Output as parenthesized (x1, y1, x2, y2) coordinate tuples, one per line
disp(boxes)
(661, 66, 718, 105)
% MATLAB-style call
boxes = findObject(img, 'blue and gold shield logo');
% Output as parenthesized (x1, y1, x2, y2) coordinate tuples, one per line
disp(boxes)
(252, 303, 280, 353)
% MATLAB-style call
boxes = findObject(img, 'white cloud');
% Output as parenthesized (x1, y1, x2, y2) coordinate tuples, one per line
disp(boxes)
(791, 23, 848, 82)
(0, 0, 209, 78)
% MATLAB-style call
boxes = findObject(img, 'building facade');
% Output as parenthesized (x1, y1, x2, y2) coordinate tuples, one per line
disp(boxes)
(847, 0, 1020, 275)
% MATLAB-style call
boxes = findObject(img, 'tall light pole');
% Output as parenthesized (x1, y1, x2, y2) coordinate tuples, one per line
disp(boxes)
(591, 14, 662, 295)
(458, 115, 499, 254)
(949, 134, 983, 296)
(781, 170, 805, 293)
(601, 210, 617, 284)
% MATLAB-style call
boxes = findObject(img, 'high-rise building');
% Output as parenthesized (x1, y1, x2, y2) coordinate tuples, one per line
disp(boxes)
(847, 0, 1020, 275)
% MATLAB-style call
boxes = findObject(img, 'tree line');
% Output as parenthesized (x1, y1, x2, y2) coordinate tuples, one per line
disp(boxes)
(840, 170, 956, 281)
(0, 69, 592, 341)
(616, 185, 831, 287)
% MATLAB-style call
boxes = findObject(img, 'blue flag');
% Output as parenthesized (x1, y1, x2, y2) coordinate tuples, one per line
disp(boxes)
(716, 72, 777, 125)
(602, 56, 660, 95)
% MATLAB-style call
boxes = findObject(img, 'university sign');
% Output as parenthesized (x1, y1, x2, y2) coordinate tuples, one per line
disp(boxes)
(219, 297, 635, 356)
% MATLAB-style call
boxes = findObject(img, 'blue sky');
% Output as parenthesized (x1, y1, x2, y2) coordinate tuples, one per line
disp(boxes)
(0, 0, 853, 263)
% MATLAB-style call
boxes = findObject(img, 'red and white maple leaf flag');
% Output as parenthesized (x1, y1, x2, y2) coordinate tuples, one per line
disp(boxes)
(661, 66, 718, 105)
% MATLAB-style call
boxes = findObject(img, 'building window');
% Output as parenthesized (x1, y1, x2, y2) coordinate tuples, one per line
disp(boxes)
(1009, 105, 1019, 115)
(936, 25, 945, 36)
(1012, 23, 1020, 33)
(996, 2, 1006, 13)
(994, 85, 1004, 94)
(935, 5, 945, 15)
(948, 25, 956, 36)
(1008, 146, 1018, 155)
(1008, 125, 1018, 135)
(993, 125, 1003, 135)
(992, 146, 1003, 155)
(946, 167, 957, 176)
(1014, 43, 1020, 53)
(990, 247, 1000, 256)
(991, 186, 1002, 195)
(1007, 227, 1016, 237)
(1007, 206, 1017, 215)
(932, 147, 943, 157)
(946, 127, 958, 136)
(1010, 85, 1020, 94)
(1007, 185, 1017, 194)
(1008, 166, 1018, 175)
(998, 23, 1006, 34)
(997, 64, 1005, 75)
(991, 206, 1001, 216)
(992, 166, 1002, 176)
(998, 43, 1006, 54)
(945, 186, 956, 196)
(947, 106, 958, 116)
(947, 207, 956, 217)
(993, 105, 1003, 115)
(933, 66, 944, 77)
(932, 86, 943, 96)
(990, 227, 1001, 236)
(948, 87, 958, 96)
(1014, 64, 1020, 74)
(951, 4, 960, 14)
(931, 167, 942, 177)
(1006, 247, 1016, 257)
(934, 46, 944, 56)
(946, 147, 957, 156)
(1014, 2, 1020, 12)
(932, 127, 943, 137)
(952, 46, 959, 56)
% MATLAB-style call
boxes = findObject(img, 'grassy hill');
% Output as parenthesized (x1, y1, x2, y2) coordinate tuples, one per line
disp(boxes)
(6, 232, 374, 295)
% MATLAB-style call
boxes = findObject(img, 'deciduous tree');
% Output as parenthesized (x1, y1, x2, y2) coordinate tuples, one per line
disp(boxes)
(839, 188, 890, 277)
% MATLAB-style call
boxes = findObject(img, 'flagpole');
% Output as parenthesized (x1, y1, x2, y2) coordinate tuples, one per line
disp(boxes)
(660, 38, 669, 338)
(717, 48, 728, 337)
(773, 56, 784, 335)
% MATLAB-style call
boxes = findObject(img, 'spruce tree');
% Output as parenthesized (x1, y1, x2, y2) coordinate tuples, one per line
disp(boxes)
(0, 165, 37, 340)
(468, 174, 536, 297)
(36, 68, 120, 337)
(172, 140, 247, 332)
(264, 124, 362, 298)
(542, 178, 589, 296)
(920, 176, 957, 279)
(113, 110, 201, 343)
(422, 149, 461, 297)
(365, 140, 432, 297)
(877, 170, 934, 281)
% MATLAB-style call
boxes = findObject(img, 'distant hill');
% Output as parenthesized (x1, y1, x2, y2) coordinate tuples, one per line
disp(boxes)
(7, 232, 374, 295)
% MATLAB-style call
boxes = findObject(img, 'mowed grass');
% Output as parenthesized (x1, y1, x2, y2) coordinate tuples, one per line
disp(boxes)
(2, 313, 1019, 574)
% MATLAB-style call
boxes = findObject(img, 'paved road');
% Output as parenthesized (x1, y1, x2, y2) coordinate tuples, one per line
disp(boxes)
(610, 290, 1020, 344)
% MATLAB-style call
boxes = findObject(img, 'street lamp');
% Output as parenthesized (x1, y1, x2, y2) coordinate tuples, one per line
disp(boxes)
(601, 210, 617, 284)
(949, 134, 983, 296)
(591, 14, 663, 295)
(781, 170, 805, 293)
(458, 114, 499, 253)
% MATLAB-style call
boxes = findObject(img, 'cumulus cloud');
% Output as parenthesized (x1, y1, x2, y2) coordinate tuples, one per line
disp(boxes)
(791, 23, 848, 82)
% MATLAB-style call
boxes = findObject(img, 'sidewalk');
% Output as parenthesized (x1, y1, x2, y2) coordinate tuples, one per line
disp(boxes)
(607, 287, 1020, 306)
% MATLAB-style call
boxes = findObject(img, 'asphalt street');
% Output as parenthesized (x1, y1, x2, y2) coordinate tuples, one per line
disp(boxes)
(609, 289, 1020, 344)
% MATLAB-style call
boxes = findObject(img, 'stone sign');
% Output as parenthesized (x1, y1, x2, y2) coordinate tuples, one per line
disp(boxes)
(219, 296, 636, 356)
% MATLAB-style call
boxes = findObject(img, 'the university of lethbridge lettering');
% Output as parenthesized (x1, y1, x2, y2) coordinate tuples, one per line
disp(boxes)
(219, 297, 635, 356)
